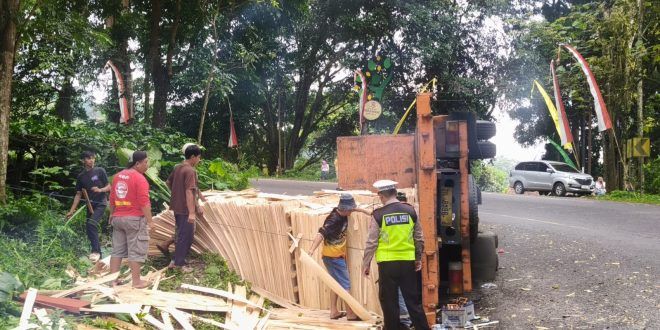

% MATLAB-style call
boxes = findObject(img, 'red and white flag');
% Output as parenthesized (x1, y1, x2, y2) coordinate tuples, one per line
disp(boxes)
(561, 44, 612, 132)
(106, 60, 130, 124)
(550, 60, 574, 149)
(228, 113, 238, 148)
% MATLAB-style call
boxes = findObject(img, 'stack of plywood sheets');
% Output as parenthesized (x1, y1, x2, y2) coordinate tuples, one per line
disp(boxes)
(150, 188, 417, 317)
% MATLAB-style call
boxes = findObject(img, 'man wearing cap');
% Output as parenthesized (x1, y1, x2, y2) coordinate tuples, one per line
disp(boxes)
(166, 143, 206, 270)
(308, 194, 370, 320)
(66, 150, 110, 262)
(109, 150, 153, 288)
(363, 180, 429, 330)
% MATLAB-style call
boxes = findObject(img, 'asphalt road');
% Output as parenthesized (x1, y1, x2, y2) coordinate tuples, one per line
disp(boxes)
(478, 192, 659, 329)
(250, 179, 659, 328)
(250, 178, 338, 195)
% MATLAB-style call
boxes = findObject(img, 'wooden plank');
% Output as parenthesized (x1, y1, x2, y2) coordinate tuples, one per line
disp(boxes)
(19, 288, 38, 328)
(180, 283, 264, 310)
(142, 274, 161, 314)
(158, 307, 194, 330)
(80, 303, 142, 314)
(115, 287, 228, 312)
(416, 93, 439, 325)
(88, 284, 141, 324)
(19, 292, 91, 314)
(336, 135, 416, 190)
(144, 315, 167, 330)
(298, 250, 372, 321)
(161, 310, 174, 330)
(52, 272, 120, 298)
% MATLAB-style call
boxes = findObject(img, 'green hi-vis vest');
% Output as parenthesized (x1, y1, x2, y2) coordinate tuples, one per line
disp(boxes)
(373, 202, 416, 262)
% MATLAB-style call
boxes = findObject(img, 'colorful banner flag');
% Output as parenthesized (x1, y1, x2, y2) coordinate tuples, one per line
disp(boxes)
(531, 80, 573, 150)
(550, 60, 575, 149)
(561, 44, 612, 132)
(105, 60, 130, 124)
(353, 69, 367, 130)
(228, 113, 238, 148)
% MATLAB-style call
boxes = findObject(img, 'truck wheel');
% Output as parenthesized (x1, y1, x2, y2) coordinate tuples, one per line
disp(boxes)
(514, 181, 524, 194)
(469, 175, 479, 242)
(471, 231, 498, 282)
(553, 182, 566, 197)
(469, 141, 497, 159)
(476, 120, 496, 140)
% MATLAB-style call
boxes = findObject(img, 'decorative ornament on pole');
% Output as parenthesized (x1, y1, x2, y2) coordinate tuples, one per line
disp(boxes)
(105, 60, 131, 124)
(353, 55, 394, 134)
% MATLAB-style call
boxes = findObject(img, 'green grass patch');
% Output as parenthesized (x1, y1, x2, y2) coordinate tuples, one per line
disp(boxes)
(592, 190, 660, 205)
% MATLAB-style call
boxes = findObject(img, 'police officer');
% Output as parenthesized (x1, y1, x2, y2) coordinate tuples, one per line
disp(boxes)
(362, 180, 430, 330)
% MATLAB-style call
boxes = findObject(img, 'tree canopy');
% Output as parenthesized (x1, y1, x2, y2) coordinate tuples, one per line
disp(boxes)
(0, 0, 658, 202)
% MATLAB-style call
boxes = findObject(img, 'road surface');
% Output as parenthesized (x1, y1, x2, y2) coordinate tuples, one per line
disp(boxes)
(250, 178, 338, 195)
(478, 192, 659, 329)
(250, 179, 660, 328)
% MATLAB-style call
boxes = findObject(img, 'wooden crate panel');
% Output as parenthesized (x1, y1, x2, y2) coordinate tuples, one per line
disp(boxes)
(337, 135, 416, 190)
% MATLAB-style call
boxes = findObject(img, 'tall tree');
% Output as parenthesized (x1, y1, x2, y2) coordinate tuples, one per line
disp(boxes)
(0, 0, 19, 203)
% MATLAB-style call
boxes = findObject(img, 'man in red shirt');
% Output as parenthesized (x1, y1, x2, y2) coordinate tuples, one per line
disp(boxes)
(108, 150, 153, 288)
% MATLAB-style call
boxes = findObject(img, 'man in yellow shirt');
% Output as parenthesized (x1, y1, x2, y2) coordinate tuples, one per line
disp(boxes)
(308, 194, 369, 320)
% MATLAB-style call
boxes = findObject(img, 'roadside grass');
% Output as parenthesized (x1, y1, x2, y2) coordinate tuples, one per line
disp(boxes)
(592, 190, 660, 205)
(0, 195, 261, 329)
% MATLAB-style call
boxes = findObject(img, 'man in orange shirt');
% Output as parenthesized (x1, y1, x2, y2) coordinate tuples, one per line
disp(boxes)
(108, 151, 153, 288)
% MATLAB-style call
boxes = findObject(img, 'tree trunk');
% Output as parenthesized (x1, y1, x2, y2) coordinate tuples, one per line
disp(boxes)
(197, 5, 216, 144)
(148, 0, 167, 128)
(636, 0, 644, 191)
(0, 0, 19, 204)
(55, 78, 74, 121)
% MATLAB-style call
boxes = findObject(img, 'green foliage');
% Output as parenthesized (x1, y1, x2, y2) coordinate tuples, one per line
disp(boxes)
(200, 159, 258, 191)
(643, 157, 660, 194)
(0, 195, 92, 325)
(471, 161, 509, 193)
(595, 190, 660, 205)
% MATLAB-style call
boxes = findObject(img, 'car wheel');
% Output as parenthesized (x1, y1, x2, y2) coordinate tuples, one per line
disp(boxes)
(514, 181, 524, 194)
(539, 191, 549, 196)
(553, 182, 566, 197)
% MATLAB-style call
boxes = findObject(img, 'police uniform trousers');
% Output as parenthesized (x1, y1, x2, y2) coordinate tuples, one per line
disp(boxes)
(377, 260, 430, 330)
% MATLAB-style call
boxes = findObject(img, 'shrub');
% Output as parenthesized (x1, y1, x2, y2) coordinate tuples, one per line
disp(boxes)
(643, 157, 660, 194)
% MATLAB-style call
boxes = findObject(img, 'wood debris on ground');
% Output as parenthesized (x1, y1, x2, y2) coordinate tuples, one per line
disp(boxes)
(15, 188, 406, 329)
(16, 268, 381, 329)
(149, 187, 414, 318)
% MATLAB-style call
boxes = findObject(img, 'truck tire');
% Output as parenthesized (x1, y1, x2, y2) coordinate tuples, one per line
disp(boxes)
(469, 175, 479, 242)
(471, 231, 498, 283)
(469, 141, 496, 159)
(476, 120, 496, 140)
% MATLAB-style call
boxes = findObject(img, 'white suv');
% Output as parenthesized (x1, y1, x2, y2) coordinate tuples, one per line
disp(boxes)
(509, 161, 595, 196)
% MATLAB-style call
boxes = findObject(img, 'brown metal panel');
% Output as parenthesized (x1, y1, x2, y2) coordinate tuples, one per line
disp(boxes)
(415, 93, 438, 325)
(459, 122, 473, 292)
(336, 135, 416, 190)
